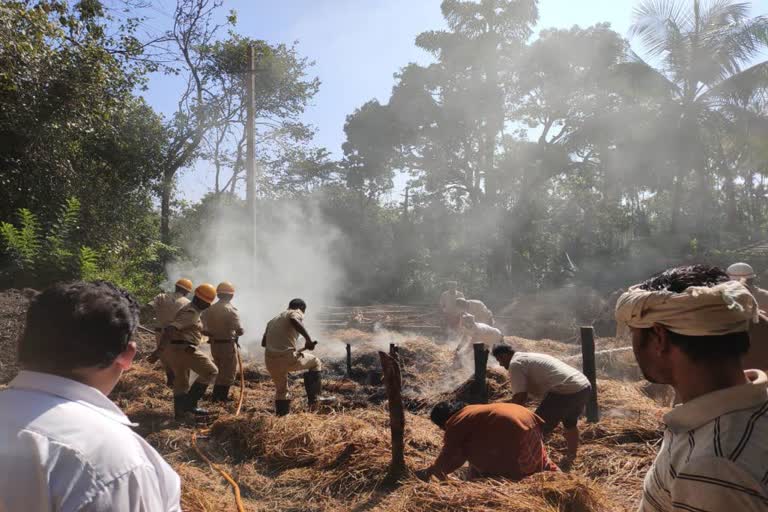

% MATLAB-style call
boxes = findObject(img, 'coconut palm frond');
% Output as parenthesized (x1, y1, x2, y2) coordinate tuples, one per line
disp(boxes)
(699, 0, 752, 29)
(614, 50, 682, 98)
(704, 16, 768, 78)
(701, 60, 768, 105)
(631, 0, 694, 57)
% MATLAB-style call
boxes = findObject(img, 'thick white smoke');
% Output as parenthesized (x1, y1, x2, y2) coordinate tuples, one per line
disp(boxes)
(167, 198, 345, 358)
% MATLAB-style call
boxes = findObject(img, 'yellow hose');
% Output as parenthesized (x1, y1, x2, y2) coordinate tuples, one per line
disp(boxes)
(235, 346, 245, 416)
(190, 343, 247, 511)
(191, 431, 245, 512)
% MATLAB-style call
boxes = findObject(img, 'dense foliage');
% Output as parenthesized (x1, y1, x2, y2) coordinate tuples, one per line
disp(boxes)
(2, 0, 768, 303)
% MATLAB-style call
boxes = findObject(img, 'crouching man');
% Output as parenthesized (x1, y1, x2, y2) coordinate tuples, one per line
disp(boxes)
(262, 298, 322, 416)
(416, 401, 558, 481)
(616, 265, 768, 512)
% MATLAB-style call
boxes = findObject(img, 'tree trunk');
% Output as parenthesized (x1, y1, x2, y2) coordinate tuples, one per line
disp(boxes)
(160, 170, 174, 245)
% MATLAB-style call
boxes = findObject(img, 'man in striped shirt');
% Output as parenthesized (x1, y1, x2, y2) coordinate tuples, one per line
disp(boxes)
(615, 265, 768, 511)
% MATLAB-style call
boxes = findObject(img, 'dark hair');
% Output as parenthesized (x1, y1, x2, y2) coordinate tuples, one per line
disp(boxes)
(18, 281, 139, 373)
(638, 264, 729, 293)
(638, 328, 750, 363)
(175, 285, 190, 295)
(492, 344, 514, 358)
(430, 400, 466, 429)
(289, 298, 307, 312)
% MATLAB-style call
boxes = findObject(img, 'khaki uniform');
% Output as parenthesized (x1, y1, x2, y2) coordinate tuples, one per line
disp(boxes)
(165, 303, 218, 396)
(202, 301, 243, 386)
(149, 292, 190, 370)
(264, 309, 321, 400)
(440, 289, 465, 329)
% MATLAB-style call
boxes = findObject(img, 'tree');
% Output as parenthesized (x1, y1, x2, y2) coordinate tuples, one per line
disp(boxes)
(627, 0, 768, 233)
(0, 1, 166, 248)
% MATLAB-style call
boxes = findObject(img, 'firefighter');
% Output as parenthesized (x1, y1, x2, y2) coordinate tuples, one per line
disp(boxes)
(147, 278, 192, 386)
(202, 282, 244, 402)
(262, 298, 321, 416)
(164, 283, 218, 419)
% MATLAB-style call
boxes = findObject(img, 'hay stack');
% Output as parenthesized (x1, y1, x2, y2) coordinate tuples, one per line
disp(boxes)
(377, 472, 618, 512)
(209, 408, 441, 500)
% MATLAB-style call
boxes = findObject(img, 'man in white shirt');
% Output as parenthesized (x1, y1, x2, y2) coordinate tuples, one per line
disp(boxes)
(492, 345, 591, 460)
(615, 264, 767, 512)
(455, 314, 503, 356)
(0, 281, 181, 511)
(455, 298, 494, 325)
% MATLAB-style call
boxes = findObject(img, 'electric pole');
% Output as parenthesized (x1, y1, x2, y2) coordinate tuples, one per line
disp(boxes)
(245, 44, 256, 215)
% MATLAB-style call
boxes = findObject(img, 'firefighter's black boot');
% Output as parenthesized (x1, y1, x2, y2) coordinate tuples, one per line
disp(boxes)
(173, 395, 188, 420)
(186, 382, 211, 416)
(211, 385, 231, 402)
(303, 370, 322, 410)
(165, 368, 175, 388)
(275, 399, 291, 416)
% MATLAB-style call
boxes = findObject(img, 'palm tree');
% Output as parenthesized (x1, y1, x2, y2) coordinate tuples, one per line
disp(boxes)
(627, 0, 768, 233)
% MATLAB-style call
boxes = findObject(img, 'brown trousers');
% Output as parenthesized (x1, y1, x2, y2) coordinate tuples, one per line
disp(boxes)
(264, 350, 321, 400)
(165, 344, 218, 396)
(211, 341, 238, 386)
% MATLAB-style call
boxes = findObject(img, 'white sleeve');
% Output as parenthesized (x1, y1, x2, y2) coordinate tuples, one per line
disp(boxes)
(507, 363, 528, 395)
(81, 464, 181, 512)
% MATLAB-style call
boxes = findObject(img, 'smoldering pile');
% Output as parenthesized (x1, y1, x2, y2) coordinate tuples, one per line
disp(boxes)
(112, 330, 664, 512)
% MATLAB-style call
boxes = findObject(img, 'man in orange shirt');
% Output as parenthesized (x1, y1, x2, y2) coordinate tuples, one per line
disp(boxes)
(416, 401, 558, 480)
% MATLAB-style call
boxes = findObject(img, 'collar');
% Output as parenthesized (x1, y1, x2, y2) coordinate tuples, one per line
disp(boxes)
(9, 371, 137, 427)
(664, 370, 768, 433)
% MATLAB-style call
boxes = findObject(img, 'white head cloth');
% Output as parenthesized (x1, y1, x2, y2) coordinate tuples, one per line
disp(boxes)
(615, 281, 759, 336)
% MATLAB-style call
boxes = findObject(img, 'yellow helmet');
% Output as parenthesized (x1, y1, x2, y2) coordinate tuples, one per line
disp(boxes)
(175, 278, 193, 293)
(194, 283, 217, 304)
(217, 281, 235, 295)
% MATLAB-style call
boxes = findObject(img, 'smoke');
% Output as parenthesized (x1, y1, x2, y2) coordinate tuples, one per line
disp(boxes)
(167, 197, 345, 357)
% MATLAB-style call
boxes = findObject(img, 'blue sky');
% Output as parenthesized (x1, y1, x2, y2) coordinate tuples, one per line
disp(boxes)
(136, 0, 768, 202)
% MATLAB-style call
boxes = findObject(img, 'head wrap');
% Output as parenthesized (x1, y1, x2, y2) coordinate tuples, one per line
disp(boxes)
(615, 281, 759, 336)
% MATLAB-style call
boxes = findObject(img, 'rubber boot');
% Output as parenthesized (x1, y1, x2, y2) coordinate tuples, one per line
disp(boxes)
(173, 395, 188, 420)
(275, 399, 291, 416)
(303, 370, 321, 409)
(211, 385, 231, 402)
(165, 368, 175, 388)
(186, 382, 211, 417)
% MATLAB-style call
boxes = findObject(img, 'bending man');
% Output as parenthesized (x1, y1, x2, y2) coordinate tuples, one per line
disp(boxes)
(262, 298, 322, 416)
(416, 401, 558, 481)
(492, 345, 591, 460)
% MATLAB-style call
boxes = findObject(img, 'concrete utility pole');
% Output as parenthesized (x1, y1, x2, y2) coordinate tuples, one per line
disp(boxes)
(245, 44, 256, 260)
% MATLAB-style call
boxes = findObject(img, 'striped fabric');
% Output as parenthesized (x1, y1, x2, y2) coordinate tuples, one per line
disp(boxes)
(639, 370, 768, 512)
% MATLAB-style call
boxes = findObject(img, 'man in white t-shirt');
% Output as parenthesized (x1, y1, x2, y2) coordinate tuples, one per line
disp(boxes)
(0, 281, 181, 511)
(456, 314, 503, 356)
(456, 298, 494, 325)
(492, 344, 591, 459)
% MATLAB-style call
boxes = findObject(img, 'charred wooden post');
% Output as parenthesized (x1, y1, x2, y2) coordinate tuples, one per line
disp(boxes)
(471, 343, 489, 404)
(580, 326, 599, 422)
(379, 351, 406, 481)
(389, 343, 400, 363)
(346, 343, 352, 376)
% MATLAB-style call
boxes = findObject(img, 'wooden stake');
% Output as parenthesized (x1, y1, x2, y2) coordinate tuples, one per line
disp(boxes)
(346, 343, 352, 376)
(389, 343, 400, 363)
(379, 351, 406, 481)
(471, 343, 489, 404)
(580, 326, 599, 422)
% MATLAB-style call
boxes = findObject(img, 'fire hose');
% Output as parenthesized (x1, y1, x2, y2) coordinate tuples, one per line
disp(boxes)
(190, 338, 246, 512)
